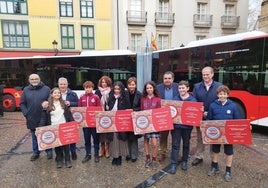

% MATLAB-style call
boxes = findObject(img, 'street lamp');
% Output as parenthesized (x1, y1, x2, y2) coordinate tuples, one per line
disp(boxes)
(52, 40, 59, 56)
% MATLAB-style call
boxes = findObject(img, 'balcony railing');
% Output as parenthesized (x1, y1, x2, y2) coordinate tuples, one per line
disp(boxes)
(126, 10, 147, 26)
(155, 12, 175, 27)
(193, 14, 213, 28)
(221, 16, 240, 29)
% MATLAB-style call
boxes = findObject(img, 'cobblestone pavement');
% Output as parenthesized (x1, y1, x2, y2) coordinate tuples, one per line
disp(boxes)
(0, 112, 267, 188)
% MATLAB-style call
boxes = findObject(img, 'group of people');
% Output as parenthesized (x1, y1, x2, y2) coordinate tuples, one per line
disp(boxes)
(20, 66, 241, 182)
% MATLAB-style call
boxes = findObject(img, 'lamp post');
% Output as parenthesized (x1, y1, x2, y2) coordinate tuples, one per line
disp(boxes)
(52, 40, 59, 56)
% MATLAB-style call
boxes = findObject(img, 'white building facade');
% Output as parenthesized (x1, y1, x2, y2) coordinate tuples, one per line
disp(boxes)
(112, 0, 249, 52)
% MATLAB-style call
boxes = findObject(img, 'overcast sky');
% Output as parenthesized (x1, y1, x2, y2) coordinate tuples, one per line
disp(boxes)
(248, 0, 262, 30)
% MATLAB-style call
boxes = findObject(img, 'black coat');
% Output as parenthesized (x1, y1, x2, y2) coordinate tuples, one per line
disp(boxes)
(106, 91, 131, 141)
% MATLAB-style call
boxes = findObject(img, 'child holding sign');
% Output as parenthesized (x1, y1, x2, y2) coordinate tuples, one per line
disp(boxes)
(141, 81, 161, 170)
(39, 87, 74, 168)
(79, 81, 101, 164)
(167, 80, 197, 174)
(107, 81, 131, 166)
(207, 85, 241, 181)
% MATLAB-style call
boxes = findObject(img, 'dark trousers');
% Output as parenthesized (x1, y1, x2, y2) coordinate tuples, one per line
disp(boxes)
(83, 127, 99, 156)
(171, 128, 192, 164)
(70, 143, 76, 153)
(55, 145, 70, 162)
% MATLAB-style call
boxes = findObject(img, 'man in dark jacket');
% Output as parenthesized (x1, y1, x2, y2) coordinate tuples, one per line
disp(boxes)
(20, 74, 52, 161)
(191, 66, 222, 166)
(157, 71, 179, 161)
(58, 77, 79, 160)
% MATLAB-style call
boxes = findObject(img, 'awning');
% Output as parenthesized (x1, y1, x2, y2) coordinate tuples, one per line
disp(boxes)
(0, 50, 80, 58)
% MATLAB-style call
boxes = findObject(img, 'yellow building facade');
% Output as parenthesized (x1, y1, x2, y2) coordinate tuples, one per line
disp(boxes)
(0, 0, 113, 57)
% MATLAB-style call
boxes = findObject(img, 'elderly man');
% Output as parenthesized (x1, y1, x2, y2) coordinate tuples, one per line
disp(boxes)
(20, 74, 52, 161)
(58, 77, 79, 160)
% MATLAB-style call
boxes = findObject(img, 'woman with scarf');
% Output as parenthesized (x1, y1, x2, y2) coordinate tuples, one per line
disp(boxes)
(95, 76, 113, 158)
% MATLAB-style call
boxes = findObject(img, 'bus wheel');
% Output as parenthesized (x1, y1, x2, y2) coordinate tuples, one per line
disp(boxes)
(3, 94, 16, 112)
(233, 101, 246, 119)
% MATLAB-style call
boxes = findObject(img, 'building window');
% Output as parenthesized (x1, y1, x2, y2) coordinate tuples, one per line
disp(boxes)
(61, 25, 75, 49)
(59, 0, 73, 17)
(2, 20, 30, 48)
(158, 34, 169, 50)
(80, 0, 93, 18)
(0, 0, 27, 14)
(197, 2, 207, 21)
(196, 35, 206, 40)
(130, 33, 142, 52)
(81, 25, 94, 49)
(225, 4, 235, 21)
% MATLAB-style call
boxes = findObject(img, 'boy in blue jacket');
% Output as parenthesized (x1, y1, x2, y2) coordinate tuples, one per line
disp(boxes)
(167, 80, 197, 174)
(207, 85, 241, 182)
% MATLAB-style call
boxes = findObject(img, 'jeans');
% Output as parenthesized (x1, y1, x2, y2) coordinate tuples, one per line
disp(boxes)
(83, 127, 99, 156)
(171, 128, 192, 164)
(31, 129, 52, 154)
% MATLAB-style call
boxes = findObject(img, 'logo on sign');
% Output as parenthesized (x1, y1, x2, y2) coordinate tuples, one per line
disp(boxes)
(205, 126, 221, 139)
(99, 116, 112, 128)
(72, 111, 83, 123)
(169, 106, 177, 118)
(41, 131, 56, 144)
(136, 116, 149, 129)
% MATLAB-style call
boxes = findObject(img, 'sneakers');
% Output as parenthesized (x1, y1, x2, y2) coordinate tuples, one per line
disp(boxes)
(224, 172, 232, 182)
(167, 164, 177, 174)
(94, 156, 100, 163)
(145, 158, 152, 168)
(65, 160, 72, 168)
(82, 155, 91, 163)
(181, 161, 188, 171)
(208, 167, 220, 176)
(56, 161, 63, 168)
(30, 153, 39, 161)
(151, 161, 157, 170)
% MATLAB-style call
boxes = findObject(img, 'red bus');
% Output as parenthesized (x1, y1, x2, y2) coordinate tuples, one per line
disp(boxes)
(0, 50, 136, 111)
(152, 31, 268, 127)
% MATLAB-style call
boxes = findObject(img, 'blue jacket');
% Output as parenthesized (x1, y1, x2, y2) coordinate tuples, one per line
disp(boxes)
(20, 82, 50, 129)
(157, 82, 179, 99)
(192, 81, 222, 112)
(207, 99, 241, 120)
(173, 94, 197, 129)
(66, 88, 79, 107)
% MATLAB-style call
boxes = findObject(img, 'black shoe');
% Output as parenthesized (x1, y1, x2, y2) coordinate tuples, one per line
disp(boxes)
(65, 160, 72, 168)
(30, 153, 39, 161)
(56, 161, 63, 168)
(94, 156, 100, 163)
(181, 161, 188, 171)
(167, 164, 177, 174)
(82, 155, 91, 163)
(71, 152, 77, 160)
(47, 152, 53, 160)
(126, 155, 131, 161)
(116, 156, 122, 166)
(112, 158, 117, 165)
(131, 158, 137, 163)
(191, 158, 203, 166)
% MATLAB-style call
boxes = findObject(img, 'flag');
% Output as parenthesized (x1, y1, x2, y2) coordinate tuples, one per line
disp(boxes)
(146, 36, 149, 49)
(151, 33, 157, 51)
